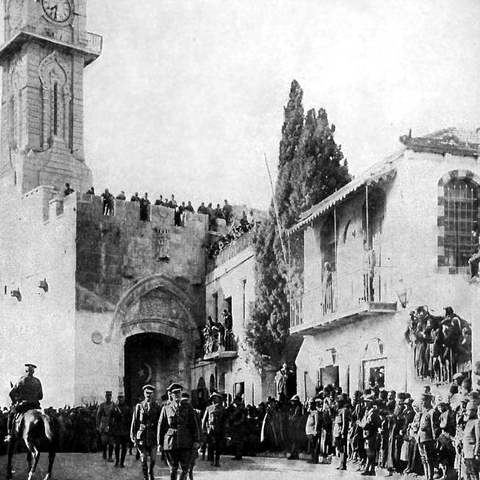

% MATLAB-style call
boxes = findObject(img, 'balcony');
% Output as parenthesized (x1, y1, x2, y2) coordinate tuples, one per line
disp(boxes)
(200, 330, 238, 361)
(290, 266, 398, 334)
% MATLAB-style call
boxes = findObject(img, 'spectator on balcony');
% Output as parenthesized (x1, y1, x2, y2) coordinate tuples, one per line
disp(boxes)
(185, 201, 194, 213)
(86, 186, 95, 195)
(468, 226, 480, 279)
(116, 191, 126, 200)
(222, 200, 233, 224)
(139, 193, 150, 221)
(130, 192, 140, 202)
(101, 188, 114, 215)
(362, 240, 376, 302)
(322, 262, 334, 314)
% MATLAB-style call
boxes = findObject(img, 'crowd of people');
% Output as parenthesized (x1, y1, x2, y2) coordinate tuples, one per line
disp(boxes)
(64, 183, 254, 233)
(405, 306, 472, 383)
(203, 310, 235, 354)
(6, 360, 480, 480)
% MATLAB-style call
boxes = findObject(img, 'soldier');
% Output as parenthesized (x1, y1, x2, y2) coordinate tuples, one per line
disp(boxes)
(157, 383, 200, 480)
(417, 391, 440, 480)
(229, 395, 247, 461)
(202, 392, 228, 467)
(131, 384, 161, 480)
(96, 390, 115, 462)
(5, 363, 43, 442)
(361, 393, 382, 476)
(333, 394, 350, 471)
(111, 392, 132, 468)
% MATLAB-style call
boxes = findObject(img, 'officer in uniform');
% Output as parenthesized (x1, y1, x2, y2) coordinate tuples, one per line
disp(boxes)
(111, 392, 132, 468)
(157, 383, 200, 480)
(202, 392, 228, 467)
(5, 363, 43, 442)
(96, 390, 115, 462)
(417, 391, 440, 480)
(131, 384, 161, 480)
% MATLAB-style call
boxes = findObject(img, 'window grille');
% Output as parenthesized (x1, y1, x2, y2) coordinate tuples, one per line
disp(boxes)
(444, 179, 478, 268)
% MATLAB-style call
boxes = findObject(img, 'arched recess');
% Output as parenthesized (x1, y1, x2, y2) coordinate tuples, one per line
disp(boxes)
(437, 170, 480, 273)
(108, 274, 201, 392)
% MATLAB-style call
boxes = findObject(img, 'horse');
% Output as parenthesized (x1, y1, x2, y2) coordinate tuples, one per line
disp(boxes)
(7, 409, 57, 480)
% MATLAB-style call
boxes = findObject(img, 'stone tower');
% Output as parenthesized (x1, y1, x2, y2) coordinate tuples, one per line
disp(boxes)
(0, 0, 101, 194)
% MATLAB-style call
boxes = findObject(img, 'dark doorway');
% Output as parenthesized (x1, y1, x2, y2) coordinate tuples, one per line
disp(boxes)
(124, 332, 180, 406)
(319, 365, 339, 389)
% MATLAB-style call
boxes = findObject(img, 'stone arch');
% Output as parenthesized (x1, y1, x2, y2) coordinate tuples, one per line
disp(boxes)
(437, 170, 480, 273)
(110, 273, 200, 341)
(110, 274, 201, 394)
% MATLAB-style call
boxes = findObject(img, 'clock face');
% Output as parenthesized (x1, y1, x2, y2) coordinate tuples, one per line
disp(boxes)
(42, 0, 72, 23)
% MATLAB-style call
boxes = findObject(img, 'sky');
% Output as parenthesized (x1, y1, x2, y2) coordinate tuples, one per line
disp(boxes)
(79, 0, 479, 209)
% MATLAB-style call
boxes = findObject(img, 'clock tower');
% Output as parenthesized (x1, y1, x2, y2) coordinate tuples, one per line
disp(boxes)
(0, 0, 102, 193)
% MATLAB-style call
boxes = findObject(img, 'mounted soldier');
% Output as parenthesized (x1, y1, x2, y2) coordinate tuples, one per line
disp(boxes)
(5, 363, 43, 443)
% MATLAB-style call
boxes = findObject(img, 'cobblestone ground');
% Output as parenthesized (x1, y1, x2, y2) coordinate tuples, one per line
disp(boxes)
(0, 453, 413, 480)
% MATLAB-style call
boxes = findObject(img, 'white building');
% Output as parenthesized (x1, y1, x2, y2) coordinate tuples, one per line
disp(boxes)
(289, 129, 479, 401)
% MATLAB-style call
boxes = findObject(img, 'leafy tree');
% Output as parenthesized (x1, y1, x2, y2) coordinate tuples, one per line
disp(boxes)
(246, 81, 351, 368)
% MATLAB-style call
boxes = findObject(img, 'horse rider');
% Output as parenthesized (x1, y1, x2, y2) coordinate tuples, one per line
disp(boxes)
(5, 363, 43, 442)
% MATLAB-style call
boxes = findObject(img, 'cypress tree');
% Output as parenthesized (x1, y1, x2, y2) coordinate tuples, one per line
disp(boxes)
(246, 81, 351, 368)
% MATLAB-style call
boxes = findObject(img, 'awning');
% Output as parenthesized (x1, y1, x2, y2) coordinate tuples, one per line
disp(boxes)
(288, 148, 404, 235)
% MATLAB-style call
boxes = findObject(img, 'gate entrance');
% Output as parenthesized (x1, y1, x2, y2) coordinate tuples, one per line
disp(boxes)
(124, 332, 180, 405)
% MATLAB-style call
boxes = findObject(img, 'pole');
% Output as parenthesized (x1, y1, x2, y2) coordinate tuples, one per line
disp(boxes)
(264, 153, 288, 264)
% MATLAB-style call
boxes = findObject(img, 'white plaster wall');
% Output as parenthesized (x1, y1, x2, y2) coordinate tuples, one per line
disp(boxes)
(0, 186, 77, 407)
(299, 148, 480, 401)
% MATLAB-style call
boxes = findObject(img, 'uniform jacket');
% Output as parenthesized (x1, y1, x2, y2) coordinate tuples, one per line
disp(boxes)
(462, 418, 480, 459)
(418, 407, 440, 443)
(10, 375, 43, 405)
(96, 401, 116, 433)
(130, 400, 161, 447)
(157, 400, 200, 451)
(110, 402, 132, 437)
(202, 403, 228, 436)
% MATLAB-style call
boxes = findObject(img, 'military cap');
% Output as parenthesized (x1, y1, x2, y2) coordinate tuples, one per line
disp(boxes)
(291, 394, 300, 401)
(105, 390, 112, 395)
(181, 392, 190, 399)
(453, 373, 465, 381)
(117, 392, 125, 397)
(166, 383, 183, 393)
(397, 392, 408, 400)
(25, 363, 37, 369)
(209, 392, 223, 400)
(142, 384, 155, 392)
(314, 396, 323, 404)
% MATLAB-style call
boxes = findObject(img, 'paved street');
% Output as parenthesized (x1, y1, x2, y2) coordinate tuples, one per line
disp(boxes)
(0, 453, 409, 480)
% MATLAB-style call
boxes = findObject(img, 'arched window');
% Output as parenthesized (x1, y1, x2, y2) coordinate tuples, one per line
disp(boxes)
(443, 178, 478, 268)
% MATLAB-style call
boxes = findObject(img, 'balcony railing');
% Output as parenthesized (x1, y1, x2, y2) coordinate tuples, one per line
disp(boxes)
(290, 265, 397, 329)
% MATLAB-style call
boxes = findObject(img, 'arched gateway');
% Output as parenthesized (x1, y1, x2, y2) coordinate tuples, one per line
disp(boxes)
(109, 274, 200, 404)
